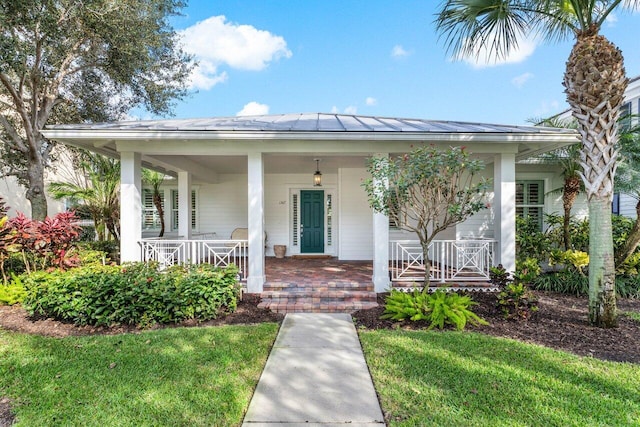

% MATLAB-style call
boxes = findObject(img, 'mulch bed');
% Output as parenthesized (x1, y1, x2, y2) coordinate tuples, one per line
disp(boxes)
(0, 294, 283, 338)
(352, 290, 640, 364)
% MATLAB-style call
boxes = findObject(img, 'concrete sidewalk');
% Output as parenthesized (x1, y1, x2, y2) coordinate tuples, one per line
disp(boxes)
(242, 313, 385, 426)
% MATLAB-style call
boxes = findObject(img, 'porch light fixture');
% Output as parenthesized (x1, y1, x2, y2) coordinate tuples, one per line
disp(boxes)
(313, 159, 322, 186)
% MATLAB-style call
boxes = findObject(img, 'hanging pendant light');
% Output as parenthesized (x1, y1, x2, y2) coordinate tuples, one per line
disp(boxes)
(313, 158, 322, 187)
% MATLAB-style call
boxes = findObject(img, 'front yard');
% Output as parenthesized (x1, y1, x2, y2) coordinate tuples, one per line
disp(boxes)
(360, 330, 640, 426)
(0, 324, 279, 426)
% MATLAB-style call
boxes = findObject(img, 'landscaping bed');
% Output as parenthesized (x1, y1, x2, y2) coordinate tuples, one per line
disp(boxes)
(0, 294, 282, 338)
(353, 290, 640, 364)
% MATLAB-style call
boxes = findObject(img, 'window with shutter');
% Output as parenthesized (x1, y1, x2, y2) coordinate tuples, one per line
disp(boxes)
(516, 181, 544, 230)
(171, 189, 197, 231)
(142, 189, 164, 230)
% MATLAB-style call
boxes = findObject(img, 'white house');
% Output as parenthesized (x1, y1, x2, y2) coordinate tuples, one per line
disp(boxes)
(42, 113, 577, 294)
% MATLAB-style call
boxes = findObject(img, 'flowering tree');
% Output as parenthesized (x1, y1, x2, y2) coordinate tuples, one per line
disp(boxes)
(363, 146, 489, 289)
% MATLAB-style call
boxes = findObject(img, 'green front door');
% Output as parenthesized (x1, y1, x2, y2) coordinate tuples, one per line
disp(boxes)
(300, 190, 324, 253)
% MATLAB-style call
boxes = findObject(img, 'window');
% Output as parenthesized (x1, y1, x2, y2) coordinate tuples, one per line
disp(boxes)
(620, 102, 632, 132)
(326, 194, 332, 246)
(292, 193, 299, 246)
(516, 180, 544, 230)
(142, 189, 165, 230)
(171, 189, 197, 231)
(612, 192, 620, 215)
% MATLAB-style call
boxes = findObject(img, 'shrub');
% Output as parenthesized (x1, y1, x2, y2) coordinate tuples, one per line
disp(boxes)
(22, 262, 240, 327)
(531, 270, 588, 296)
(82, 240, 119, 263)
(0, 274, 26, 305)
(381, 289, 487, 330)
(497, 282, 539, 320)
(514, 257, 541, 284)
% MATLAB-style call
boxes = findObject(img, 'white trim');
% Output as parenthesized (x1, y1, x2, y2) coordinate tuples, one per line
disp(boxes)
(120, 152, 142, 262)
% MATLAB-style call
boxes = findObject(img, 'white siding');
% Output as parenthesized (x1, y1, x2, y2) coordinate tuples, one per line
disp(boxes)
(619, 194, 638, 219)
(339, 168, 373, 260)
(198, 174, 247, 240)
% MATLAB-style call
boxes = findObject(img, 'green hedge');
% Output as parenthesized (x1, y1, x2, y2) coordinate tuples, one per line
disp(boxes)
(22, 263, 240, 327)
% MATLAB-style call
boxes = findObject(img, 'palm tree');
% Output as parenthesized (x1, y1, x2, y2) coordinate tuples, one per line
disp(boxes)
(534, 117, 581, 250)
(436, 1, 640, 327)
(49, 152, 120, 242)
(142, 169, 166, 237)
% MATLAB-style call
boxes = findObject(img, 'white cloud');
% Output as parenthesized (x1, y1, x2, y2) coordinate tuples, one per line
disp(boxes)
(391, 45, 410, 58)
(180, 15, 292, 90)
(331, 105, 358, 114)
(236, 101, 270, 116)
(511, 72, 534, 88)
(365, 97, 378, 106)
(344, 105, 358, 114)
(460, 34, 538, 68)
(533, 100, 562, 118)
(606, 12, 618, 27)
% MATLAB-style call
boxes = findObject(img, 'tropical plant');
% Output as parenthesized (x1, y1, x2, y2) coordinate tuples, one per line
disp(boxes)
(613, 122, 640, 265)
(533, 117, 582, 250)
(363, 146, 489, 288)
(0, 0, 192, 220)
(381, 289, 487, 330)
(436, 0, 640, 327)
(49, 152, 120, 242)
(142, 169, 167, 237)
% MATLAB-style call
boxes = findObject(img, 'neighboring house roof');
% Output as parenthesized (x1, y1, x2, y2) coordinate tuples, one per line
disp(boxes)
(48, 112, 575, 135)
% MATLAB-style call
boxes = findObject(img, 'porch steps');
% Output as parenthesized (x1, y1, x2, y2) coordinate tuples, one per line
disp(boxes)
(258, 280, 378, 313)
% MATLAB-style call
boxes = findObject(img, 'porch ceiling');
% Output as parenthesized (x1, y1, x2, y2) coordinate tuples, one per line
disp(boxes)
(143, 152, 498, 180)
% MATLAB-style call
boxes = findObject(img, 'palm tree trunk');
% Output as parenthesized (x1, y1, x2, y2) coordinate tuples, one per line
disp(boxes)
(153, 193, 165, 237)
(562, 176, 581, 250)
(564, 31, 626, 328)
(588, 197, 617, 327)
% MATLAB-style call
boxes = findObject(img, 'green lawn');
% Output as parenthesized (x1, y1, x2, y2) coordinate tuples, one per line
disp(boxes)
(360, 330, 640, 427)
(0, 324, 279, 426)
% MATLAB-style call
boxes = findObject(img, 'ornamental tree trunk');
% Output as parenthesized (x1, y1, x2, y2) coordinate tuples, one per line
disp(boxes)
(25, 140, 48, 221)
(563, 30, 626, 327)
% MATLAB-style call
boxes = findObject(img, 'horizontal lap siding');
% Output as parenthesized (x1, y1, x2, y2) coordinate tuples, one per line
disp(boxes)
(339, 168, 373, 260)
(198, 174, 247, 240)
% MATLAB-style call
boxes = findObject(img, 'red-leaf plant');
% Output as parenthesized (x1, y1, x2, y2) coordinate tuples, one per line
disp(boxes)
(8, 211, 81, 272)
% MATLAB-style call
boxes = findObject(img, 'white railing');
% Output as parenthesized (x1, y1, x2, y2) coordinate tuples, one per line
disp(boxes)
(390, 240, 496, 282)
(140, 239, 248, 280)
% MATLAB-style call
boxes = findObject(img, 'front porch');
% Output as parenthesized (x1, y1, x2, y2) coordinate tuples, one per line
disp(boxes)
(140, 238, 499, 312)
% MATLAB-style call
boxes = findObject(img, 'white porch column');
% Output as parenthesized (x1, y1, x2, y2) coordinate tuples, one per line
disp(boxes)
(372, 153, 391, 292)
(177, 171, 192, 240)
(120, 152, 142, 262)
(247, 152, 265, 293)
(494, 153, 516, 273)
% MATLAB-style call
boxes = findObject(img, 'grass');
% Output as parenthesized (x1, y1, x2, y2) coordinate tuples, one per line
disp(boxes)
(0, 324, 279, 426)
(623, 311, 640, 323)
(359, 330, 640, 427)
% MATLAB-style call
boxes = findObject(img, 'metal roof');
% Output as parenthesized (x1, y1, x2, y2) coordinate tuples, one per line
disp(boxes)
(47, 112, 575, 134)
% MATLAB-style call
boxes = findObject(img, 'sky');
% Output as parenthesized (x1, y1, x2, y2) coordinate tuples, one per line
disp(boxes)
(157, 1, 640, 126)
